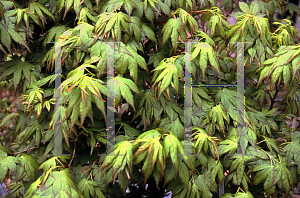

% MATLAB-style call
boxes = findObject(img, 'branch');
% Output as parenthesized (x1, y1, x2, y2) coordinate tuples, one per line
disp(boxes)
(13, 147, 37, 156)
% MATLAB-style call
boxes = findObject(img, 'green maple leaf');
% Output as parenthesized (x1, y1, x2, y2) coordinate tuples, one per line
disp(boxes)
(252, 157, 293, 196)
(133, 136, 165, 185)
(101, 0, 138, 18)
(191, 127, 220, 159)
(151, 56, 184, 99)
(25, 169, 84, 198)
(91, 41, 147, 83)
(281, 131, 300, 164)
(226, 154, 253, 190)
(0, 151, 19, 182)
(56, 0, 93, 19)
(257, 45, 300, 90)
(0, 56, 33, 90)
(18, 154, 39, 181)
(98, 141, 133, 184)
(214, 88, 237, 112)
(191, 38, 221, 81)
(77, 178, 106, 198)
(261, 136, 280, 154)
(6, 8, 43, 31)
(43, 26, 69, 48)
(133, 90, 163, 130)
(78, 7, 97, 23)
(159, 117, 184, 140)
(108, 76, 140, 111)
(202, 104, 229, 135)
(94, 11, 130, 42)
(0, 21, 31, 53)
(161, 17, 185, 54)
(218, 127, 238, 156)
(205, 7, 230, 38)
(137, 0, 170, 24)
(163, 132, 183, 174)
(192, 87, 212, 110)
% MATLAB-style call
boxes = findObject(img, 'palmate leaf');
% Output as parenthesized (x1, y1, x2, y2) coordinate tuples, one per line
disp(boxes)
(272, 19, 299, 49)
(244, 104, 269, 131)
(201, 104, 229, 136)
(0, 150, 19, 182)
(59, 66, 106, 129)
(218, 127, 238, 156)
(226, 154, 253, 190)
(170, 8, 199, 37)
(191, 37, 221, 81)
(5, 8, 44, 31)
(281, 131, 300, 164)
(22, 85, 44, 108)
(114, 44, 148, 83)
(94, 11, 130, 42)
(133, 0, 170, 24)
(77, 178, 106, 198)
(98, 141, 133, 184)
(0, 56, 33, 90)
(101, 0, 138, 16)
(42, 23, 94, 70)
(24, 169, 84, 198)
(0, 17, 31, 52)
(28, 2, 55, 25)
(78, 7, 97, 23)
(257, 45, 300, 90)
(167, 172, 218, 198)
(55, 0, 93, 19)
(141, 22, 158, 44)
(43, 25, 69, 48)
(285, 2, 300, 16)
(18, 154, 39, 181)
(204, 7, 230, 38)
(191, 127, 220, 159)
(160, 17, 185, 54)
(227, 2, 272, 65)
(192, 87, 212, 109)
(126, 16, 142, 43)
(252, 157, 293, 196)
(159, 117, 184, 140)
(133, 136, 165, 185)
(91, 40, 147, 83)
(261, 136, 280, 154)
(163, 132, 183, 174)
(151, 56, 184, 99)
(107, 76, 140, 111)
(214, 88, 237, 113)
(61, 87, 105, 132)
(133, 89, 163, 130)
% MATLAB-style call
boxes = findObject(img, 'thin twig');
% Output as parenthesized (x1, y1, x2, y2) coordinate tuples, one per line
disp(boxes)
(13, 147, 37, 156)
(69, 139, 78, 167)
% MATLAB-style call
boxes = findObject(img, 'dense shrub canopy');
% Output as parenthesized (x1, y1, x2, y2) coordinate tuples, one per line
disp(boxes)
(1, 0, 300, 197)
